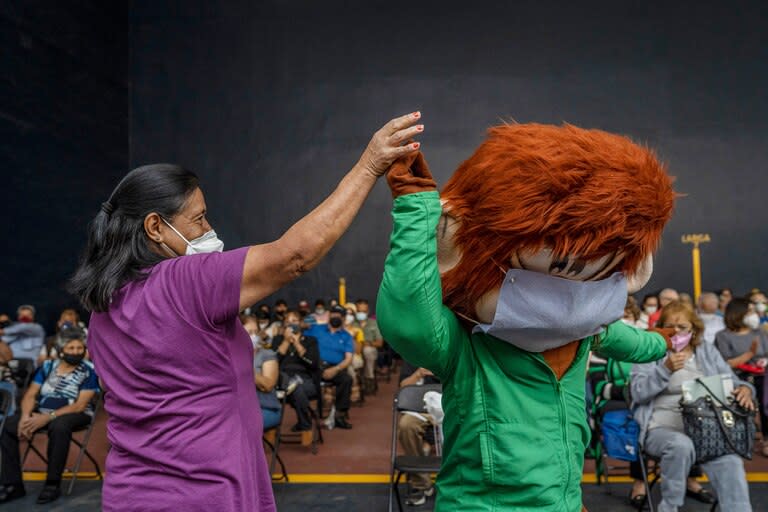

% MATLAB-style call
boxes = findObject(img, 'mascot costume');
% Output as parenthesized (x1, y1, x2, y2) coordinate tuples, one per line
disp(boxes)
(377, 123, 677, 511)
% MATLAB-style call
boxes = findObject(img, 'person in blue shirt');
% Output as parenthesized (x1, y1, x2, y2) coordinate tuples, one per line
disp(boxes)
(0, 305, 46, 363)
(0, 328, 98, 505)
(305, 305, 354, 429)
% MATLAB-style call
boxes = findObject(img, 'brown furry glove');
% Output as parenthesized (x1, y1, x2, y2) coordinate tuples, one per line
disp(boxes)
(648, 327, 676, 350)
(386, 151, 437, 198)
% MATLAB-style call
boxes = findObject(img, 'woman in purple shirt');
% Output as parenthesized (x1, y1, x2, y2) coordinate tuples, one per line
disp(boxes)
(67, 113, 424, 512)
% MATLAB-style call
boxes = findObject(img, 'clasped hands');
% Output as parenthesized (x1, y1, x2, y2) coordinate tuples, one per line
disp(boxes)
(19, 412, 52, 439)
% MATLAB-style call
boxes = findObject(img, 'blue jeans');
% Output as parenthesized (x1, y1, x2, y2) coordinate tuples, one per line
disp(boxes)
(262, 407, 281, 431)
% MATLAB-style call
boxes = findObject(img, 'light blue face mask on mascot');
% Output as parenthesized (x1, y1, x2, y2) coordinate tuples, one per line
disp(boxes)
(472, 269, 628, 352)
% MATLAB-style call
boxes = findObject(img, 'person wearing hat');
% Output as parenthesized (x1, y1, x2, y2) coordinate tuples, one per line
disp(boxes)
(304, 305, 354, 429)
(0, 305, 46, 363)
(0, 329, 98, 505)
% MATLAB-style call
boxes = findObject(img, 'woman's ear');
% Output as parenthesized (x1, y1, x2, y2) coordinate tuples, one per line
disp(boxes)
(437, 200, 462, 274)
(627, 254, 654, 293)
(144, 212, 164, 243)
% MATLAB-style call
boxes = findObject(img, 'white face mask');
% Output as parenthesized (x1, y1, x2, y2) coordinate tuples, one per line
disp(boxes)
(345, 314, 355, 325)
(355, 312, 368, 322)
(743, 312, 761, 330)
(162, 218, 224, 255)
(472, 269, 628, 352)
(756, 303, 768, 315)
(644, 306, 658, 315)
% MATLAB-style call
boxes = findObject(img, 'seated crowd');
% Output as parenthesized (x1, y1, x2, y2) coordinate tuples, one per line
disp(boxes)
(238, 297, 389, 433)
(598, 286, 768, 512)
(1, 284, 766, 509)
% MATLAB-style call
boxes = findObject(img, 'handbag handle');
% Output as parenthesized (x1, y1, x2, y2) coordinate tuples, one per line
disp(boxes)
(694, 378, 751, 418)
(694, 378, 752, 459)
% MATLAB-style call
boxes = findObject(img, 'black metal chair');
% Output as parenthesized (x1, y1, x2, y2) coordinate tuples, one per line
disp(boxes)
(388, 383, 442, 512)
(22, 393, 103, 495)
(262, 389, 289, 482)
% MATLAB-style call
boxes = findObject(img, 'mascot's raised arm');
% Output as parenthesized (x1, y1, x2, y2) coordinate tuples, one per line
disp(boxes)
(377, 122, 677, 511)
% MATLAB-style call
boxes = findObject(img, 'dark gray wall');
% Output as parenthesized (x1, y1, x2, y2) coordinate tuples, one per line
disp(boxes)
(1, 2, 128, 329)
(134, 1, 768, 309)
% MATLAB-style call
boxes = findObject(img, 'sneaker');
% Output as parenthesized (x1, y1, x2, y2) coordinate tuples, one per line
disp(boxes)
(405, 486, 434, 506)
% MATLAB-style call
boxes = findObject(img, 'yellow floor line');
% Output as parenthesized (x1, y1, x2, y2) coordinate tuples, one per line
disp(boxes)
(23, 471, 101, 481)
(271, 472, 768, 484)
(24, 471, 768, 484)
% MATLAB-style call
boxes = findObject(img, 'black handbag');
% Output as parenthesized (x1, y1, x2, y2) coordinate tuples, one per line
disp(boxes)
(680, 377, 756, 464)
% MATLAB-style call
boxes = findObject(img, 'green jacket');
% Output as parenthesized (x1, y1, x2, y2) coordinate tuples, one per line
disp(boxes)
(377, 191, 668, 512)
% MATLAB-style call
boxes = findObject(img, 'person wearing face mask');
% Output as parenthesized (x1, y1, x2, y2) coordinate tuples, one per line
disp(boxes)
(311, 299, 330, 325)
(68, 112, 423, 511)
(0, 331, 98, 505)
(304, 305, 355, 429)
(637, 294, 659, 329)
(272, 299, 288, 323)
(715, 297, 768, 456)
(240, 315, 280, 431)
(697, 291, 725, 345)
(648, 288, 680, 328)
(38, 308, 86, 366)
(632, 301, 755, 512)
(621, 296, 642, 327)
(749, 290, 768, 327)
(0, 305, 46, 364)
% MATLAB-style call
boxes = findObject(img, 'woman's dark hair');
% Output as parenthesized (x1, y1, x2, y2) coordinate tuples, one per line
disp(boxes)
(69, 164, 199, 312)
(724, 297, 750, 332)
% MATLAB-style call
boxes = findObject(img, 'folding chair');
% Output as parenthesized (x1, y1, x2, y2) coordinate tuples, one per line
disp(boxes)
(589, 358, 634, 485)
(388, 383, 442, 512)
(638, 451, 718, 512)
(262, 390, 289, 482)
(22, 393, 103, 495)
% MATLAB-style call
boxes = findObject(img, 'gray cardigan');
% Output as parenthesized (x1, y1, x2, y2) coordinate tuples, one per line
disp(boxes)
(630, 341, 755, 445)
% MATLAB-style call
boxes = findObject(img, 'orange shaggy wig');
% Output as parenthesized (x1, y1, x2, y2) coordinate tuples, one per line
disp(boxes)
(440, 123, 676, 318)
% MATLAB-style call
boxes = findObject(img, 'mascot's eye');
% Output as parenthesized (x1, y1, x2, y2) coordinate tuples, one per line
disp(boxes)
(516, 250, 617, 281)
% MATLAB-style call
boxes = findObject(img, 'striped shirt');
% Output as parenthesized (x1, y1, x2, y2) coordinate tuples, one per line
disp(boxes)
(34, 359, 99, 415)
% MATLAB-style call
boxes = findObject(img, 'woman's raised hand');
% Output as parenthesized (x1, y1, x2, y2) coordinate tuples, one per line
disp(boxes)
(359, 112, 424, 177)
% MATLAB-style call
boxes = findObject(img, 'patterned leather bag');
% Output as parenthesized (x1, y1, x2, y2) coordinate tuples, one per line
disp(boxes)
(681, 378, 756, 464)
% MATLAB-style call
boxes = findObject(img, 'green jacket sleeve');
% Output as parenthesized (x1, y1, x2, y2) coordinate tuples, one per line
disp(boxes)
(376, 191, 465, 378)
(595, 320, 668, 363)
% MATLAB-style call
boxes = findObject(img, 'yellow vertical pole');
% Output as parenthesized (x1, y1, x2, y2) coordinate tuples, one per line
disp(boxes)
(682, 234, 710, 303)
(692, 244, 701, 303)
(339, 277, 346, 306)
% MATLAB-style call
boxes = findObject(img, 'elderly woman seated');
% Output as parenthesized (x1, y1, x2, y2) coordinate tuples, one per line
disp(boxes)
(0, 328, 98, 505)
(631, 301, 755, 512)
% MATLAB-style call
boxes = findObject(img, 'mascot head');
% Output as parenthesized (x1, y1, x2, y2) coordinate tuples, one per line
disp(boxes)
(436, 123, 676, 323)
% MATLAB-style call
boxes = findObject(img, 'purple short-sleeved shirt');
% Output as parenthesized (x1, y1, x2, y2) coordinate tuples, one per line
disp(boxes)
(88, 248, 275, 511)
